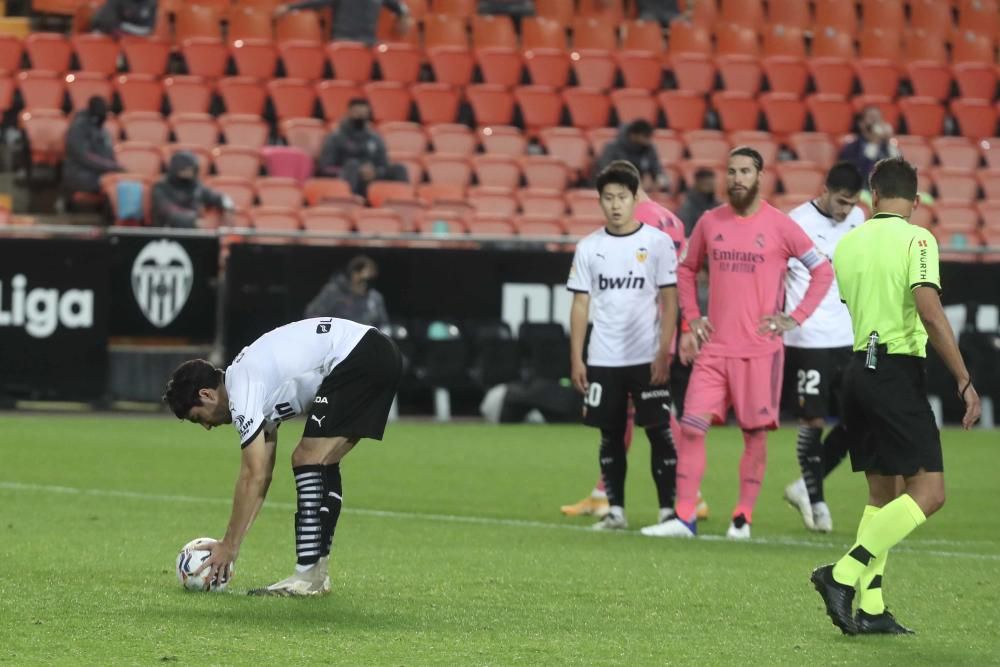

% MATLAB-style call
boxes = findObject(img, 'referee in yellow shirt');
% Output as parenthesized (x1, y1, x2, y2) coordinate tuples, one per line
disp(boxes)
(810, 157, 981, 635)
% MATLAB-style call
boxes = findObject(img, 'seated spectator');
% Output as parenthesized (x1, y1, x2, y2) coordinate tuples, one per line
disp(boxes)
(151, 152, 233, 228)
(305, 255, 389, 330)
(838, 106, 900, 184)
(677, 167, 719, 235)
(274, 0, 411, 46)
(91, 0, 158, 36)
(477, 0, 535, 17)
(594, 120, 668, 193)
(63, 96, 122, 207)
(636, 0, 682, 24)
(317, 98, 409, 198)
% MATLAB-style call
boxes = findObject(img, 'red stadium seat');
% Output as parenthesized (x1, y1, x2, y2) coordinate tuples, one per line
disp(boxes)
(978, 170, 1000, 201)
(910, 0, 952, 38)
(279, 41, 325, 81)
(806, 94, 854, 135)
(669, 20, 712, 57)
(768, 0, 810, 29)
(255, 177, 303, 208)
(171, 113, 220, 146)
(953, 62, 998, 102)
(893, 135, 934, 171)
(719, 0, 764, 30)
(858, 28, 901, 62)
(218, 77, 267, 116)
(466, 84, 515, 127)
(479, 125, 526, 156)
(762, 56, 808, 96)
(931, 168, 978, 204)
(213, 146, 262, 178)
(951, 98, 999, 140)
(115, 141, 163, 177)
(366, 180, 416, 208)
(121, 36, 170, 76)
(25, 33, 72, 72)
(175, 5, 223, 42)
(417, 182, 467, 206)
(381, 121, 428, 155)
(715, 24, 760, 57)
(577, 0, 623, 21)
(424, 154, 473, 186)
(519, 188, 567, 217)
(611, 89, 657, 125)
(958, 0, 999, 39)
(467, 186, 517, 217)
(808, 58, 854, 97)
(522, 155, 571, 191)
(250, 206, 302, 232)
(658, 90, 706, 131)
(669, 53, 715, 94)
(180, 38, 228, 79)
(763, 25, 806, 58)
(424, 123, 473, 156)
(535, 0, 573, 25)
(953, 31, 997, 64)
(302, 207, 354, 233)
(979, 201, 1000, 230)
(302, 178, 357, 206)
(65, 72, 112, 111)
(0, 35, 24, 74)
(789, 133, 837, 168)
(228, 6, 274, 42)
(275, 10, 324, 43)
(811, 28, 855, 59)
(476, 47, 523, 87)
(472, 14, 517, 50)
(716, 54, 762, 94)
(424, 13, 470, 49)
(472, 154, 521, 189)
(432, 0, 475, 17)
(522, 16, 567, 50)
(206, 176, 256, 210)
(563, 87, 611, 130)
(219, 114, 269, 149)
(862, 0, 904, 29)
(326, 42, 374, 83)
(525, 48, 571, 88)
(120, 111, 168, 144)
(711, 90, 759, 132)
(777, 161, 826, 197)
(230, 39, 278, 79)
(515, 215, 565, 237)
(622, 20, 665, 52)
(20, 109, 69, 166)
(566, 188, 604, 218)
(906, 62, 952, 102)
(932, 137, 980, 170)
(616, 50, 663, 91)
(899, 97, 945, 138)
(759, 92, 806, 136)
(363, 81, 413, 122)
(571, 49, 617, 90)
(573, 16, 617, 51)
(164, 76, 212, 115)
(18, 71, 64, 111)
(115, 74, 163, 113)
(902, 29, 947, 63)
(412, 83, 460, 124)
(267, 79, 317, 121)
(374, 43, 421, 84)
(354, 208, 405, 235)
(72, 33, 119, 76)
(815, 0, 858, 36)
(428, 46, 476, 86)
(280, 118, 326, 158)
(854, 59, 900, 98)
(934, 203, 980, 233)
(684, 130, 729, 162)
(514, 86, 563, 134)
(317, 80, 362, 122)
(652, 129, 684, 166)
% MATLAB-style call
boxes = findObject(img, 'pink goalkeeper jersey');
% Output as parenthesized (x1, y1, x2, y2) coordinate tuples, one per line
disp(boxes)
(678, 201, 833, 358)
(635, 200, 685, 255)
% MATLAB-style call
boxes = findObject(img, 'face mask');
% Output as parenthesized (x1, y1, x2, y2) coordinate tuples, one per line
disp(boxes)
(350, 118, 366, 130)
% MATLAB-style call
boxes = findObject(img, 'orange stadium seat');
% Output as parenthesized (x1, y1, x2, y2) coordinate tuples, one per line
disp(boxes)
(522, 16, 568, 50)
(250, 206, 302, 232)
(808, 58, 854, 97)
(281, 118, 326, 158)
(180, 38, 228, 79)
(777, 161, 825, 197)
(71, 33, 119, 76)
(525, 48, 571, 88)
(466, 84, 516, 127)
(811, 28, 855, 59)
(932, 137, 980, 170)
(715, 24, 760, 57)
(977, 170, 1000, 201)
(958, 0, 999, 39)
(20, 109, 69, 166)
(951, 98, 999, 139)
(571, 50, 617, 90)
(433, 0, 475, 17)
(317, 80, 362, 122)
(516, 215, 565, 237)
(622, 20, 664, 52)
(479, 125, 526, 156)
(719, 0, 764, 30)
(302, 207, 354, 233)
(417, 182, 466, 205)
(762, 56, 808, 96)
(902, 29, 947, 63)
(669, 21, 712, 57)
(652, 129, 684, 165)
(366, 180, 416, 208)
(175, 5, 223, 42)
(953, 62, 998, 101)
(473, 154, 521, 189)
(424, 154, 473, 186)
(115, 74, 163, 113)
(424, 13, 469, 49)
(213, 146, 262, 179)
(685, 130, 729, 162)
(789, 133, 837, 168)
(467, 186, 517, 217)
(18, 71, 64, 111)
(712, 91, 759, 132)
(65, 72, 112, 110)
(206, 176, 256, 210)
(759, 92, 807, 136)
(519, 188, 567, 217)
(326, 42, 374, 83)
(472, 14, 517, 50)
(228, 6, 274, 42)
(763, 26, 806, 58)
(354, 208, 405, 235)
(658, 90, 706, 131)
(364, 81, 413, 122)
(806, 94, 854, 135)
(164, 76, 212, 115)
(219, 114, 269, 149)
(476, 46, 523, 87)
(953, 31, 998, 64)
(814, 0, 858, 36)
(275, 10, 324, 43)
(428, 123, 476, 155)
(906, 62, 952, 101)
(382, 121, 428, 154)
(566, 188, 602, 217)
(465, 216, 514, 235)
(0, 35, 24, 74)
(899, 97, 945, 138)
(535, 0, 573, 25)
(611, 88, 657, 125)
(573, 17, 617, 51)
(669, 53, 715, 94)
(514, 86, 564, 134)
(302, 178, 357, 206)
(910, 0, 952, 38)
(171, 113, 220, 146)
(934, 204, 980, 234)
(278, 41, 325, 80)
(120, 111, 168, 144)
(855, 58, 900, 98)
(218, 77, 267, 116)
(116, 141, 163, 177)
(522, 155, 571, 191)
(894, 135, 934, 171)
(563, 87, 611, 130)
(767, 0, 811, 29)
(267, 79, 317, 121)
(231, 39, 278, 79)
(931, 168, 979, 204)
(716, 54, 762, 95)
(25, 33, 72, 72)
(120, 36, 170, 76)
(0, 77, 14, 114)
(412, 83, 460, 124)
(858, 28, 901, 62)
(862, 0, 905, 32)
(375, 43, 422, 84)
(428, 46, 476, 86)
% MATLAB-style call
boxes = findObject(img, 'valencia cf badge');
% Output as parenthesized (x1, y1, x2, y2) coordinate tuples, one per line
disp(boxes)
(636, 247, 648, 263)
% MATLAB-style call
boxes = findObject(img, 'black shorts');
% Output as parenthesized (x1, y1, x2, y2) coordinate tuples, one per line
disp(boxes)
(583, 364, 672, 430)
(303, 329, 403, 441)
(669, 354, 692, 418)
(840, 353, 943, 476)
(785, 346, 853, 419)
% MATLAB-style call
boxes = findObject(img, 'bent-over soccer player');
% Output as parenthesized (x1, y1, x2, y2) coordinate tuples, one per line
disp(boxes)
(163, 317, 402, 596)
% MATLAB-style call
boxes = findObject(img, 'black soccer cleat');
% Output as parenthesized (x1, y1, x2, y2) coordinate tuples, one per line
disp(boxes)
(811, 564, 858, 635)
(856, 609, 915, 635)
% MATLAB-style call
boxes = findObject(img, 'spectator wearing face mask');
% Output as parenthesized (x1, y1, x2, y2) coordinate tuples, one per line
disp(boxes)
(838, 106, 900, 184)
(304, 255, 389, 330)
(316, 98, 409, 198)
(62, 96, 123, 205)
(594, 119, 669, 193)
(151, 151, 233, 228)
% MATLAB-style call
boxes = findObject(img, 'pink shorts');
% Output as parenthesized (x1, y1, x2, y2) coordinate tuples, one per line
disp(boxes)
(683, 349, 785, 431)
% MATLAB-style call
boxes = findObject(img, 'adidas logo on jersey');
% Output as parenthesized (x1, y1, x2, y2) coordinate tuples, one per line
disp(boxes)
(598, 273, 646, 290)
(714, 234, 724, 241)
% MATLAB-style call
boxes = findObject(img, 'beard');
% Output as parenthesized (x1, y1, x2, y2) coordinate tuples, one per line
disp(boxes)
(727, 179, 760, 212)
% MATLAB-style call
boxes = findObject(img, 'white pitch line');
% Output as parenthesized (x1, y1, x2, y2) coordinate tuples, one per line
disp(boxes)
(2, 481, 998, 562)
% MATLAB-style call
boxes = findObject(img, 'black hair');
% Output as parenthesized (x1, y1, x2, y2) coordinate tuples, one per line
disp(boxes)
(825, 161, 864, 195)
(625, 119, 654, 137)
(694, 167, 715, 180)
(729, 146, 764, 172)
(604, 159, 641, 179)
(347, 254, 377, 275)
(869, 157, 918, 201)
(348, 97, 369, 108)
(595, 163, 640, 196)
(163, 359, 224, 419)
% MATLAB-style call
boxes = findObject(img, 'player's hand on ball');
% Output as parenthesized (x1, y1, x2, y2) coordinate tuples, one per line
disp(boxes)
(758, 314, 797, 337)
(690, 318, 714, 345)
(650, 353, 671, 385)
(194, 539, 237, 588)
(571, 358, 588, 395)
(679, 332, 699, 364)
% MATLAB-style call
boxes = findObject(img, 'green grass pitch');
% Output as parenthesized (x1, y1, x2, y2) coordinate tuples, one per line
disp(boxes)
(1, 415, 998, 666)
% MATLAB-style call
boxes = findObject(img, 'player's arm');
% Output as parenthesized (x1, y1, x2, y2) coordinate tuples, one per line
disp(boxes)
(652, 285, 678, 384)
(677, 217, 712, 344)
(763, 220, 834, 334)
(197, 429, 277, 582)
(569, 292, 590, 394)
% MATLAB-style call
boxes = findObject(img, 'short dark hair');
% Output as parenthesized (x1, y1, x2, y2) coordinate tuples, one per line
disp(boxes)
(625, 119, 654, 137)
(729, 146, 764, 172)
(869, 157, 918, 201)
(595, 163, 640, 195)
(694, 167, 715, 181)
(163, 359, 224, 419)
(825, 162, 864, 195)
(347, 254, 377, 275)
(605, 159, 641, 179)
(348, 97, 369, 108)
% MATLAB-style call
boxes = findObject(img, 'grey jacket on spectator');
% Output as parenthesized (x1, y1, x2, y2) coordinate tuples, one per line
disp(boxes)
(63, 100, 120, 196)
(151, 152, 227, 228)
(91, 0, 158, 36)
(305, 273, 389, 330)
(677, 190, 720, 236)
(594, 126, 664, 183)
(317, 118, 393, 178)
(284, 0, 407, 45)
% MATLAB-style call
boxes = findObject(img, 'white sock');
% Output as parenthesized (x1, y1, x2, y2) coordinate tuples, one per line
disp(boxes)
(607, 505, 624, 519)
(591, 489, 608, 500)
(659, 507, 676, 523)
(295, 563, 313, 573)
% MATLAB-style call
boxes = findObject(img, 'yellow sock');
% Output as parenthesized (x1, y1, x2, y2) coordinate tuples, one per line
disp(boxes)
(854, 506, 888, 614)
(832, 494, 925, 586)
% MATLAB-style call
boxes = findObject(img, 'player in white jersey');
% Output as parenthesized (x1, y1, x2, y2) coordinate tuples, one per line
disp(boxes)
(781, 163, 865, 533)
(567, 163, 680, 531)
(163, 318, 402, 596)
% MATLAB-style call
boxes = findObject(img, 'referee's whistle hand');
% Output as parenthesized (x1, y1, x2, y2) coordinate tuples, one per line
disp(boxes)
(571, 359, 589, 395)
(960, 384, 981, 430)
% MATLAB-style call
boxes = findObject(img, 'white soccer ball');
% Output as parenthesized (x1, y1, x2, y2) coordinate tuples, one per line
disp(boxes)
(175, 537, 233, 592)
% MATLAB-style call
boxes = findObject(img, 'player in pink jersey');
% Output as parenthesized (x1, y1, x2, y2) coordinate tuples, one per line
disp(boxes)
(561, 161, 710, 520)
(641, 147, 834, 540)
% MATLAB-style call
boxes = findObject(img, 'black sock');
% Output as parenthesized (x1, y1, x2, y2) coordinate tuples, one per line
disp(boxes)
(822, 424, 850, 478)
(796, 426, 824, 503)
(645, 423, 677, 510)
(598, 425, 628, 510)
(320, 463, 343, 558)
(293, 464, 324, 567)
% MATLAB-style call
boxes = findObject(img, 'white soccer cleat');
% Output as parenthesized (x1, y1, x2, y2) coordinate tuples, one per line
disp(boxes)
(784, 478, 815, 531)
(811, 502, 833, 533)
(591, 512, 628, 531)
(726, 515, 751, 540)
(248, 563, 331, 597)
(640, 517, 696, 538)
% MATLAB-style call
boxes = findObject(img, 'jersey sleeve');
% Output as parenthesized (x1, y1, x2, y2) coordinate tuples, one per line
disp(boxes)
(908, 228, 941, 292)
(677, 216, 706, 322)
(227, 365, 268, 448)
(566, 241, 592, 293)
(781, 214, 824, 269)
(655, 234, 678, 287)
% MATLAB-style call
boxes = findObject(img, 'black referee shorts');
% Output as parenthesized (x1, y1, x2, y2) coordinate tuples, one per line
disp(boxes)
(840, 353, 943, 476)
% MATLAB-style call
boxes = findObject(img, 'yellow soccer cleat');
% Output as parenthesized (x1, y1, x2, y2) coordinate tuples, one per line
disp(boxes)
(560, 494, 610, 518)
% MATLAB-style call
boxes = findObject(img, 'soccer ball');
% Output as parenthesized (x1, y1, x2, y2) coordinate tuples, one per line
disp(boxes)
(175, 537, 233, 592)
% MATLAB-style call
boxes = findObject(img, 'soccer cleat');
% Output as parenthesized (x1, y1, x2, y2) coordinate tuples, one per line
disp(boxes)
(247, 563, 331, 597)
(811, 502, 833, 533)
(640, 517, 696, 538)
(810, 564, 858, 635)
(591, 512, 627, 531)
(856, 609, 915, 635)
(784, 478, 815, 531)
(561, 494, 610, 518)
(726, 514, 751, 540)
(696, 492, 710, 520)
